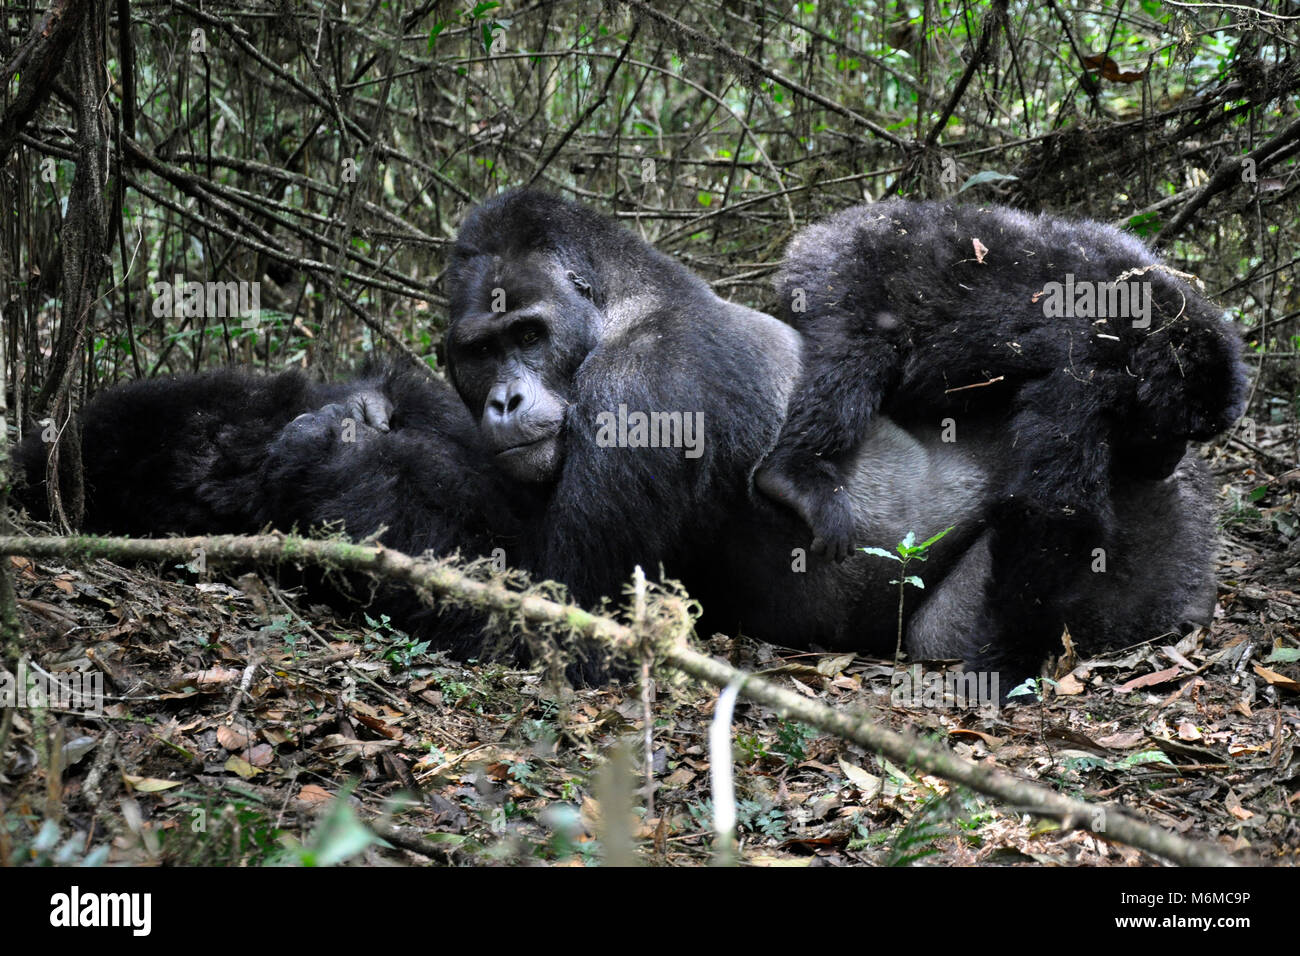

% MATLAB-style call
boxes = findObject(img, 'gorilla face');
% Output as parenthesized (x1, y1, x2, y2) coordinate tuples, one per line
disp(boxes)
(447, 253, 599, 483)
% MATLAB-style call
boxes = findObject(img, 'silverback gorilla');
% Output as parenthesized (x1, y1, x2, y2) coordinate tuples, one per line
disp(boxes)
(12, 190, 1234, 691)
(442, 190, 798, 606)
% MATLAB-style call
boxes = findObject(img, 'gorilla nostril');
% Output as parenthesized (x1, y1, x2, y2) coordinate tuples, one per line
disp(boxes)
(506, 393, 523, 413)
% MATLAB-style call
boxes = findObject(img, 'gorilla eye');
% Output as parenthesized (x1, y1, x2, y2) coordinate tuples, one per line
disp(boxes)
(514, 322, 546, 347)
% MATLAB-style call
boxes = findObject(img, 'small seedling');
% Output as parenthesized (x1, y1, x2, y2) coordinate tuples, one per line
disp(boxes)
(861, 527, 953, 675)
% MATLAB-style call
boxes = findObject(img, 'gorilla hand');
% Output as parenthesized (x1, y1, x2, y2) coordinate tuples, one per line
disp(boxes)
(275, 384, 394, 454)
(342, 387, 393, 432)
(754, 460, 856, 562)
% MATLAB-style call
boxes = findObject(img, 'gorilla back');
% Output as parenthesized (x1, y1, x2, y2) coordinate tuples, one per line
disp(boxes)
(757, 199, 1246, 563)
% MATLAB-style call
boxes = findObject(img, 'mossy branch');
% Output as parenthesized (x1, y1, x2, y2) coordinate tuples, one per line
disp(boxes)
(0, 532, 1240, 867)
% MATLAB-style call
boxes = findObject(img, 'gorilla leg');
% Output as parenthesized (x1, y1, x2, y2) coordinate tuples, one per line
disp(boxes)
(754, 314, 903, 563)
(905, 451, 1218, 694)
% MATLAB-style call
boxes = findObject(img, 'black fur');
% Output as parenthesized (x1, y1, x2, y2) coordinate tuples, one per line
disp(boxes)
(757, 200, 1246, 564)
(444, 189, 797, 606)
(12, 367, 525, 660)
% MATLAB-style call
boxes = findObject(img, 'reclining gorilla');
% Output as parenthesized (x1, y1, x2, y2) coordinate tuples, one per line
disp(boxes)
(757, 200, 1246, 567)
(12, 190, 1237, 690)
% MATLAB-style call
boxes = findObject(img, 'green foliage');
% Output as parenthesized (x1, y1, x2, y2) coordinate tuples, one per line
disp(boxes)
(734, 732, 769, 764)
(861, 526, 953, 587)
(6, 817, 110, 866)
(362, 613, 430, 670)
(774, 720, 818, 766)
(1007, 676, 1058, 702)
(1061, 749, 1176, 774)
(273, 794, 379, 866)
(686, 798, 789, 842)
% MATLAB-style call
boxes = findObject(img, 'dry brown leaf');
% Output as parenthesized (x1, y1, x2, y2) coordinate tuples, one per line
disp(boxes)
(352, 711, 403, 740)
(121, 774, 182, 793)
(789, 677, 818, 698)
(1252, 664, 1300, 693)
(177, 667, 240, 687)
(224, 756, 260, 779)
(298, 784, 332, 805)
(217, 724, 255, 751)
(838, 757, 882, 798)
(1055, 672, 1086, 696)
(948, 728, 1003, 747)
(663, 767, 695, 788)
(1117, 665, 1182, 692)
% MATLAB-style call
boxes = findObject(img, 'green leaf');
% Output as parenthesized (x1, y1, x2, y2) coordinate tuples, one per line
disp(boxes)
(1007, 678, 1040, 699)
(303, 798, 378, 867)
(860, 547, 901, 561)
(1118, 749, 1175, 769)
(903, 575, 925, 589)
(917, 526, 954, 550)
(1127, 211, 1161, 237)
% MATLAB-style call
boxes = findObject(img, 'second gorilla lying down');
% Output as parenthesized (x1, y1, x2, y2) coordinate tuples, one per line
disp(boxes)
(15, 358, 1217, 691)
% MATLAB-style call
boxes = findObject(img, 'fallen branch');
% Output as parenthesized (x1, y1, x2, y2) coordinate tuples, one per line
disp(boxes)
(0, 532, 1240, 866)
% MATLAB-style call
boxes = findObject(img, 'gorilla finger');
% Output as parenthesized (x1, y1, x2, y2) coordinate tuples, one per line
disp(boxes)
(343, 391, 392, 431)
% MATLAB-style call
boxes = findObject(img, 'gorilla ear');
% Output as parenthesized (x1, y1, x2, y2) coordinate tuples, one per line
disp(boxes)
(566, 270, 593, 299)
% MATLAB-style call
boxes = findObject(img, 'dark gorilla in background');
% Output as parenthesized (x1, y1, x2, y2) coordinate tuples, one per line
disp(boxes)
(753, 200, 1244, 679)
(11, 191, 1228, 690)
(15, 367, 512, 553)
(13, 367, 525, 659)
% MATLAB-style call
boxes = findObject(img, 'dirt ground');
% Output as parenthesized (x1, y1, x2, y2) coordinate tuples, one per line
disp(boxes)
(3, 425, 1298, 867)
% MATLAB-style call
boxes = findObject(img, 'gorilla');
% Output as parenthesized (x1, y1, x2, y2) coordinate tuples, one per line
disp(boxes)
(14, 366, 512, 552)
(11, 360, 1219, 690)
(13, 365, 528, 659)
(9, 190, 1233, 693)
(442, 189, 799, 606)
(755, 200, 1247, 565)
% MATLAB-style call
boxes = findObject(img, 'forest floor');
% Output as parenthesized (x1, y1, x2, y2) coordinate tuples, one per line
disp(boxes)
(3, 427, 1298, 867)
